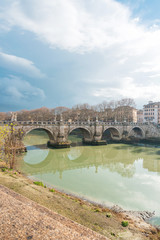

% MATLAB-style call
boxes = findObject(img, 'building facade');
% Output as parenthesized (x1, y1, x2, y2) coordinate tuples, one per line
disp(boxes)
(137, 110, 143, 123)
(114, 106, 137, 123)
(143, 101, 160, 124)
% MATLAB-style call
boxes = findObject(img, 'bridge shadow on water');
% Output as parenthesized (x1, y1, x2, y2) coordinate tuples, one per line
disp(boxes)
(26, 144, 48, 150)
(70, 142, 84, 147)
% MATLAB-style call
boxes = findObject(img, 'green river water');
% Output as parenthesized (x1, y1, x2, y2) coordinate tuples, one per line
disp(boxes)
(18, 130, 160, 226)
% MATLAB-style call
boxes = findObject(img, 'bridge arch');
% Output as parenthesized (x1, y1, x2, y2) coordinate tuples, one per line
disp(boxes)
(129, 127, 145, 138)
(23, 126, 55, 140)
(102, 127, 121, 141)
(68, 126, 92, 143)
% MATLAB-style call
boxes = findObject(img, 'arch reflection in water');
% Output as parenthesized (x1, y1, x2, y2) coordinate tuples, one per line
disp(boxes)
(21, 131, 160, 176)
(18, 131, 160, 221)
(67, 147, 84, 161)
(21, 129, 50, 165)
(20, 143, 139, 178)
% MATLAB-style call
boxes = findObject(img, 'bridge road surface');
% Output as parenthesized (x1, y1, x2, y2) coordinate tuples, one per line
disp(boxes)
(0, 185, 108, 240)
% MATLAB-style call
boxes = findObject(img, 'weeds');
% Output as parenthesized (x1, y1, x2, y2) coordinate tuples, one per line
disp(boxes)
(33, 181, 44, 187)
(49, 188, 55, 192)
(94, 208, 101, 212)
(121, 221, 129, 227)
(1, 168, 6, 172)
(106, 212, 112, 218)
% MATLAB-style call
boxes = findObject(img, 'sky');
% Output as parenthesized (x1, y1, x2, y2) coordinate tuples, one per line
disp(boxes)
(0, 0, 160, 111)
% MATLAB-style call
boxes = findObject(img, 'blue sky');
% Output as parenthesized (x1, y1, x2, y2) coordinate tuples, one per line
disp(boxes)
(0, 0, 160, 111)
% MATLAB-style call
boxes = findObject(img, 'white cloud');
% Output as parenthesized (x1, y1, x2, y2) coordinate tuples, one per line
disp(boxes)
(0, 0, 147, 52)
(91, 77, 160, 103)
(0, 0, 160, 106)
(1, 0, 158, 57)
(134, 173, 160, 193)
(0, 75, 45, 104)
(0, 51, 44, 78)
(7, 86, 23, 99)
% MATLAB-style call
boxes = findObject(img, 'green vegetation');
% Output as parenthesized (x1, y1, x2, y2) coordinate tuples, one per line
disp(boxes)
(106, 212, 112, 218)
(1, 168, 6, 172)
(94, 208, 101, 212)
(0, 124, 24, 169)
(111, 232, 116, 236)
(33, 181, 44, 187)
(49, 188, 55, 192)
(121, 220, 129, 227)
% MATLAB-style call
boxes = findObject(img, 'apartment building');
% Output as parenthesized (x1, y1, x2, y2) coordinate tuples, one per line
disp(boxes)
(114, 106, 137, 123)
(137, 110, 143, 123)
(143, 101, 160, 124)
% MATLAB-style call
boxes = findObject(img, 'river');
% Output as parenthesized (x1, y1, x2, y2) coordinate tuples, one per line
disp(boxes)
(17, 129, 160, 226)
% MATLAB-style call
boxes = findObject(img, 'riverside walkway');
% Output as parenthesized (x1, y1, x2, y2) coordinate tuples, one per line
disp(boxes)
(0, 185, 108, 240)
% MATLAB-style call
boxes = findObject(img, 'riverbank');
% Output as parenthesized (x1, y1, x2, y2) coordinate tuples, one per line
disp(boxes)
(0, 168, 160, 239)
(0, 184, 107, 240)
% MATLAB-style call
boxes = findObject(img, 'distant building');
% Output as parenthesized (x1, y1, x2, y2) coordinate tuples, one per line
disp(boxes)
(143, 101, 160, 124)
(132, 108, 138, 123)
(137, 110, 143, 123)
(114, 106, 137, 123)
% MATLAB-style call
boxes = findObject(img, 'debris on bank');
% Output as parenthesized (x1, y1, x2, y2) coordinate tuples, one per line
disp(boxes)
(111, 205, 155, 221)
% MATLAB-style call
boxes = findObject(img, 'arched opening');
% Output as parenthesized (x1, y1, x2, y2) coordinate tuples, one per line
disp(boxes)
(23, 128, 54, 150)
(129, 127, 144, 138)
(102, 127, 120, 142)
(68, 127, 91, 146)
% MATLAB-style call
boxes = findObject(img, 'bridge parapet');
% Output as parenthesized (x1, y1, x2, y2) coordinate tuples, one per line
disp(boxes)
(0, 120, 157, 127)
(1, 121, 160, 148)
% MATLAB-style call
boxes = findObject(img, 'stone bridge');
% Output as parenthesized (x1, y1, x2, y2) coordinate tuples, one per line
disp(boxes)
(1, 119, 160, 147)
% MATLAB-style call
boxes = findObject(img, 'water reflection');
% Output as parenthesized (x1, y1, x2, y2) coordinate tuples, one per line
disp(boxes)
(19, 143, 160, 180)
(19, 145, 139, 178)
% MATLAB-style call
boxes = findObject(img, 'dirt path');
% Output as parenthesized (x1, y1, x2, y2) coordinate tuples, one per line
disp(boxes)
(0, 185, 108, 240)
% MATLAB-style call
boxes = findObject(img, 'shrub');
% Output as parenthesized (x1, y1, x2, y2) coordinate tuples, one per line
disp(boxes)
(94, 208, 101, 212)
(106, 212, 112, 218)
(111, 232, 115, 236)
(33, 181, 44, 187)
(49, 188, 55, 192)
(121, 221, 129, 227)
(0, 124, 24, 169)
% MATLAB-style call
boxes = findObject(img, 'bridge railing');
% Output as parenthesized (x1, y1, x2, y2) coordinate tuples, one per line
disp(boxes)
(0, 120, 157, 127)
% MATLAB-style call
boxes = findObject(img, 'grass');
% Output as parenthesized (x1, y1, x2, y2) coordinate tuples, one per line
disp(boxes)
(33, 181, 44, 187)
(49, 188, 55, 192)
